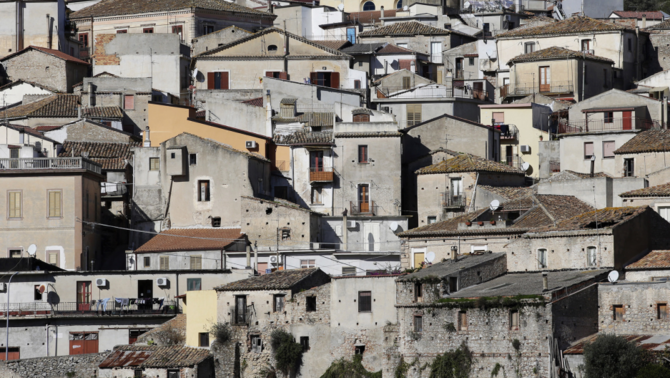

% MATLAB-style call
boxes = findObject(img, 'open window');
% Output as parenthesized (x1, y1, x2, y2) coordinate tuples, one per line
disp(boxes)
(306, 296, 317, 312)
(613, 305, 624, 321)
(300, 336, 310, 352)
(273, 294, 285, 312)
(414, 282, 423, 303)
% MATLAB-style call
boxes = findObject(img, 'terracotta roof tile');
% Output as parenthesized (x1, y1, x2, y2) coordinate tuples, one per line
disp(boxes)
(627, 250, 670, 269)
(508, 46, 614, 65)
(216, 268, 326, 291)
(3, 94, 79, 118)
(0, 79, 60, 93)
(0, 46, 89, 65)
(612, 11, 665, 20)
(614, 129, 670, 154)
(530, 206, 647, 233)
(498, 16, 634, 38)
(59, 141, 139, 170)
(478, 185, 535, 201)
(359, 21, 466, 37)
(99, 344, 210, 368)
(648, 18, 670, 30)
(620, 182, 670, 197)
(241, 97, 264, 107)
(273, 130, 333, 145)
(135, 228, 245, 253)
(71, 0, 273, 19)
(377, 43, 420, 54)
(312, 40, 350, 50)
(416, 154, 524, 175)
(335, 131, 402, 138)
(511, 195, 594, 229)
(82, 106, 124, 119)
(397, 209, 519, 237)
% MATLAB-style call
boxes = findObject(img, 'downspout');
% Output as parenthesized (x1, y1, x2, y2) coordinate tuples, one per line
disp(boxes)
(283, 21, 289, 75)
(15, 1, 22, 51)
(46, 14, 53, 50)
(581, 54, 585, 101)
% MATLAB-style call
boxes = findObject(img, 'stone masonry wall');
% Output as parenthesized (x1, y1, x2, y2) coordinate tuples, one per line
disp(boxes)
(1, 49, 68, 92)
(0, 352, 108, 378)
(94, 34, 121, 66)
(599, 281, 670, 335)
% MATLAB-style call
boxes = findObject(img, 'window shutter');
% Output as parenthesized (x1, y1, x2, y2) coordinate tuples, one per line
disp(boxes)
(266, 72, 274, 77)
(310, 72, 317, 85)
(402, 77, 410, 89)
(603, 141, 615, 157)
(330, 72, 340, 89)
(584, 142, 594, 157)
(492, 112, 505, 124)
(279, 71, 288, 80)
(207, 73, 215, 89)
(124, 95, 134, 110)
(220, 72, 229, 89)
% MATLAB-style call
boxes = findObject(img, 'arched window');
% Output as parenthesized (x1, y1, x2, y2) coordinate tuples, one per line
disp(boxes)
(268, 45, 278, 53)
(396, 0, 402, 8)
(363, 1, 375, 10)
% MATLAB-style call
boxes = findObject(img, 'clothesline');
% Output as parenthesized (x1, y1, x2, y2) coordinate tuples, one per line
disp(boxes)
(93, 297, 166, 311)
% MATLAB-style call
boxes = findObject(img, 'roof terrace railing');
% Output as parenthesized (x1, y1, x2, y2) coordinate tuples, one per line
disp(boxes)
(558, 118, 660, 134)
(0, 157, 102, 174)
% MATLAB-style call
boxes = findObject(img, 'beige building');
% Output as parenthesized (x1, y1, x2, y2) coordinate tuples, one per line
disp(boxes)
(614, 129, 670, 178)
(0, 156, 103, 270)
(620, 183, 670, 223)
(0, 46, 88, 93)
(0, 123, 60, 158)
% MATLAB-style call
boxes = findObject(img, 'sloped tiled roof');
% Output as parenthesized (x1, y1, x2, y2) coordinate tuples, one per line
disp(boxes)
(376, 43, 420, 54)
(530, 206, 647, 233)
(0, 46, 89, 65)
(497, 16, 634, 38)
(335, 131, 402, 138)
(216, 268, 324, 291)
(273, 130, 333, 145)
(71, 0, 273, 19)
(478, 185, 535, 201)
(81, 106, 124, 119)
(397, 209, 512, 237)
(648, 18, 670, 30)
(241, 97, 264, 107)
(627, 250, 670, 269)
(99, 345, 210, 368)
(352, 108, 373, 115)
(398, 253, 506, 281)
(508, 46, 614, 65)
(135, 228, 245, 253)
(620, 183, 670, 197)
(511, 195, 594, 229)
(312, 40, 350, 50)
(296, 112, 334, 127)
(3, 94, 78, 118)
(416, 154, 524, 175)
(59, 141, 139, 170)
(280, 98, 298, 105)
(612, 11, 665, 20)
(359, 21, 461, 37)
(614, 129, 670, 154)
(0, 79, 60, 94)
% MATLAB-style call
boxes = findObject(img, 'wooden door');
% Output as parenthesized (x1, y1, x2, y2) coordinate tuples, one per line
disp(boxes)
(69, 333, 84, 355)
(622, 111, 632, 130)
(413, 252, 425, 268)
(539, 67, 550, 92)
(76, 281, 91, 311)
(84, 334, 98, 354)
(359, 185, 369, 213)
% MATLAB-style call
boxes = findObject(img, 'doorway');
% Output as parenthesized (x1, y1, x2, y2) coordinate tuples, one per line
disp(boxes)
(358, 184, 370, 213)
(138, 280, 153, 310)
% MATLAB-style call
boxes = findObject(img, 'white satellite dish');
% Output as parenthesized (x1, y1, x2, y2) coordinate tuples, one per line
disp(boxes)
(403, 5, 408, 10)
(192, 68, 199, 78)
(426, 252, 435, 263)
(463, 1, 471, 7)
(521, 162, 530, 172)
(389, 222, 399, 231)
(338, 3, 344, 11)
(27, 244, 37, 256)
(489, 199, 500, 211)
(607, 270, 619, 283)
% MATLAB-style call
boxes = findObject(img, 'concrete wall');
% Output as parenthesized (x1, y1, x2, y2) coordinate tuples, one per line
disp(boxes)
(203, 98, 268, 136)
(1, 49, 87, 93)
(558, 131, 638, 177)
(0, 82, 54, 107)
(568, 89, 666, 123)
(192, 26, 252, 56)
(538, 140, 559, 179)
(615, 151, 670, 178)
(537, 176, 646, 208)
(263, 77, 362, 110)
(378, 100, 482, 127)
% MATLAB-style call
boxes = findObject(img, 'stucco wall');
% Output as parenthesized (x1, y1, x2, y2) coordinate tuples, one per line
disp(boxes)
(558, 131, 638, 177)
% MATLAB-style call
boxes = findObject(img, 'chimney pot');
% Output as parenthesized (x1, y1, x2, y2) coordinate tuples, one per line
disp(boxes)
(450, 246, 457, 261)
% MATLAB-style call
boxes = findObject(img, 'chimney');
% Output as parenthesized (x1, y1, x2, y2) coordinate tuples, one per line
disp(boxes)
(450, 246, 457, 261)
(542, 273, 548, 291)
(642, 14, 647, 28)
(265, 89, 273, 136)
(381, 6, 385, 19)
(143, 126, 151, 147)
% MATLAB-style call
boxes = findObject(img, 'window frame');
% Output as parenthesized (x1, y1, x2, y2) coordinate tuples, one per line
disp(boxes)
(414, 282, 423, 303)
(604, 111, 614, 124)
(658, 303, 668, 320)
(143, 256, 151, 268)
(34, 284, 42, 301)
(189, 154, 197, 165)
(311, 187, 322, 205)
(160, 256, 170, 270)
(358, 291, 372, 313)
(468, 57, 475, 66)
(190, 255, 202, 270)
(300, 259, 315, 269)
(47, 250, 59, 267)
(413, 315, 423, 332)
(427, 216, 437, 224)
(509, 309, 520, 330)
(273, 294, 285, 312)
(583, 141, 594, 160)
(624, 158, 635, 177)
(143, 27, 154, 33)
(358, 145, 369, 163)
(47, 189, 63, 219)
(524, 42, 535, 54)
(78, 33, 89, 47)
(124, 95, 135, 110)
(149, 157, 160, 171)
(300, 336, 310, 352)
(198, 332, 209, 347)
(586, 246, 597, 267)
(305, 296, 317, 312)
(537, 248, 547, 269)
(8, 249, 22, 258)
(198, 180, 210, 202)
(603, 141, 616, 159)
(458, 311, 468, 331)
(7, 190, 22, 219)
(187, 278, 202, 291)
(406, 104, 422, 126)
(613, 304, 624, 321)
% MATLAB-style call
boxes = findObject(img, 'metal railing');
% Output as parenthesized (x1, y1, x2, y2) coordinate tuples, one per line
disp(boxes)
(0, 300, 180, 317)
(507, 81, 574, 97)
(310, 166, 334, 182)
(350, 201, 376, 215)
(441, 193, 466, 209)
(377, 85, 490, 100)
(558, 118, 660, 134)
(494, 124, 518, 139)
(0, 157, 102, 174)
(501, 154, 526, 169)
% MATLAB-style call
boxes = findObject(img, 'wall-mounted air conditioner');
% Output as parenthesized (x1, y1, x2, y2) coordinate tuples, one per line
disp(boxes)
(520, 145, 531, 153)
(347, 221, 357, 229)
(157, 277, 168, 286)
(246, 141, 258, 149)
(95, 278, 107, 287)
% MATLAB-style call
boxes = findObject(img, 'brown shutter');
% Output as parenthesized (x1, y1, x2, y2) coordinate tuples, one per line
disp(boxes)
(207, 73, 215, 89)
(220, 72, 229, 90)
(279, 71, 288, 80)
(266, 72, 274, 77)
(330, 72, 340, 89)
(310, 72, 317, 85)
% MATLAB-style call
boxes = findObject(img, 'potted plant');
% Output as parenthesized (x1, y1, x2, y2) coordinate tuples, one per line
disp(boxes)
(465, 221, 472, 226)
(490, 220, 496, 225)
(478, 221, 484, 226)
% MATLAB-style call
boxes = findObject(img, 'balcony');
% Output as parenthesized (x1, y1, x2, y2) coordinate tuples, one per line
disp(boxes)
(506, 81, 574, 97)
(0, 157, 102, 174)
(441, 193, 466, 209)
(494, 124, 518, 140)
(501, 154, 526, 169)
(310, 167, 333, 183)
(350, 201, 376, 215)
(0, 300, 180, 317)
(557, 118, 660, 134)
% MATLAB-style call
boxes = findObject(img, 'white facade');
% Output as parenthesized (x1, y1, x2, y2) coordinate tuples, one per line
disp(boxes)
(0, 82, 54, 107)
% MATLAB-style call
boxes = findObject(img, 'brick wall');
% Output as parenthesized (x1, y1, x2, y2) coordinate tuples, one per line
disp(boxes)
(94, 34, 121, 66)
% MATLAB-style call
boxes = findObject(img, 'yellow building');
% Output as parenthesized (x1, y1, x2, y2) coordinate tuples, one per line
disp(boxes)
(184, 290, 218, 347)
(480, 103, 553, 178)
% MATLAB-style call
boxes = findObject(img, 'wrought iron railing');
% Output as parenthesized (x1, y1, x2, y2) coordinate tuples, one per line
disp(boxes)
(310, 166, 334, 182)
(508, 81, 574, 96)
(0, 157, 102, 174)
(377, 85, 490, 100)
(0, 300, 180, 317)
(557, 118, 660, 134)
(441, 193, 466, 209)
(350, 201, 376, 215)
(501, 154, 526, 169)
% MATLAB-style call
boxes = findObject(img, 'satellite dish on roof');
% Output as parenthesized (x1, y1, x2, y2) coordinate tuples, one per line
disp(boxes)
(403, 5, 408, 10)
(489, 199, 500, 211)
(521, 162, 530, 172)
(338, 3, 344, 11)
(192, 68, 199, 78)
(426, 252, 435, 263)
(389, 222, 399, 231)
(608, 270, 619, 283)
(27, 244, 37, 256)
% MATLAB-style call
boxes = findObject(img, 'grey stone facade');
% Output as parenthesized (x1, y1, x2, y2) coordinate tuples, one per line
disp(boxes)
(0, 352, 107, 378)
(0, 48, 88, 93)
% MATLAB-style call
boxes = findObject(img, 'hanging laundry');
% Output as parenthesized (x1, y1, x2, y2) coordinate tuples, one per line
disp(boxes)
(100, 298, 111, 311)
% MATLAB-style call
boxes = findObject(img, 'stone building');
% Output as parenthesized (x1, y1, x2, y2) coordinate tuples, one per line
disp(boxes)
(645, 19, 670, 74)
(598, 279, 670, 335)
(620, 183, 670, 222)
(192, 25, 252, 56)
(614, 129, 670, 178)
(625, 250, 670, 282)
(98, 345, 214, 378)
(0, 46, 88, 93)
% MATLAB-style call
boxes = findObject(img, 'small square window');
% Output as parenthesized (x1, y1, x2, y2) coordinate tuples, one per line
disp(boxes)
(414, 282, 423, 302)
(198, 332, 209, 347)
(300, 336, 310, 352)
(414, 316, 423, 332)
(468, 57, 474, 66)
(190, 255, 202, 270)
(149, 158, 159, 171)
(124, 95, 135, 110)
(281, 229, 291, 240)
(189, 154, 197, 165)
(187, 278, 201, 291)
(306, 296, 317, 312)
(342, 267, 356, 276)
(9, 250, 21, 258)
(427, 216, 436, 224)
(134, 369, 143, 378)
(613, 305, 624, 321)
(144, 256, 150, 268)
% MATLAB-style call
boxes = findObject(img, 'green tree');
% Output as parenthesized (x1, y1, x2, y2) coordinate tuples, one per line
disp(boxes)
(637, 364, 670, 378)
(583, 334, 644, 378)
(270, 329, 304, 375)
(429, 343, 474, 378)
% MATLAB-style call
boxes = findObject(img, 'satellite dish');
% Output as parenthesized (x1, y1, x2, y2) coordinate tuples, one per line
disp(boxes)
(426, 252, 435, 263)
(192, 68, 199, 78)
(489, 199, 500, 211)
(389, 222, 399, 231)
(403, 5, 408, 10)
(27, 244, 37, 256)
(521, 162, 530, 172)
(608, 270, 619, 283)
(338, 3, 344, 10)
(39, 285, 46, 294)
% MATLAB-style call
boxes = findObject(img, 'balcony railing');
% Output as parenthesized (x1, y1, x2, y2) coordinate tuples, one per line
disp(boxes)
(377, 85, 490, 100)
(0, 157, 102, 174)
(493, 124, 518, 139)
(557, 118, 660, 134)
(441, 193, 466, 209)
(0, 300, 180, 317)
(310, 167, 334, 182)
(501, 154, 526, 169)
(507, 81, 574, 97)
(350, 201, 376, 215)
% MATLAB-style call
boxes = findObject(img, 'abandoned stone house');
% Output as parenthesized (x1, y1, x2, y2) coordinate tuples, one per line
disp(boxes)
(0, 46, 88, 93)
(97, 345, 214, 378)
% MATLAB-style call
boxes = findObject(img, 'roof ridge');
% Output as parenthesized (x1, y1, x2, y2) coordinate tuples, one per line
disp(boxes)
(533, 194, 557, 226)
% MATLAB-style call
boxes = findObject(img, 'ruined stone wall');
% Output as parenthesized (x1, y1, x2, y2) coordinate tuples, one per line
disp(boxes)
(0, 352, 108, 378)
(599, 281, 670, 335)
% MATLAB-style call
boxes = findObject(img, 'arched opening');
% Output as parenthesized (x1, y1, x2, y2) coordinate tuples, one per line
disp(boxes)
(362, 1, 376, 10)
(396, 0, 402, 8)
(268, 45, 278, 53)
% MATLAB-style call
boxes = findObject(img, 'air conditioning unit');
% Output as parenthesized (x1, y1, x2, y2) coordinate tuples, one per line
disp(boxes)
(270, 256, 282, 264)
(156, 277, 168, 287)
(95, 278, 107, 287)
(520, 145, 531, 153)
(347, 221, 357, 229)
(246, 141, 258, 149)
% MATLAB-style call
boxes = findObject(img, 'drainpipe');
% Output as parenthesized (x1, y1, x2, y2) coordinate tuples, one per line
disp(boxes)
(15, 1, 23, 51)
(45, 324, 49, 357)
(342, 209, 348, 251)
(254, 241, 258, 273)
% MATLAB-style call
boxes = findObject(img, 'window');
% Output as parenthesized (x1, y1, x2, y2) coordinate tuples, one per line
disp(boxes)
(124, 95, 135, 110)
(581, 39, 591, 51)
(449, 276, 458, 292)
(603, 141, 615, 158)
(358, 291, 371, 312)
(402, 77, 411, 89)
(584, 142, 594, 159)
(47, 250, 59, 266)
(363, 1, 375, 10)
(524, 42, 535, 54)
(198, 180, 210, 201)
(414, 282, 423, 302)
(354, 80, 361, 89)
(604, 111, 614, 123)
(143, 28, 154, 33)
(77, 281, 92, 308)
(358, 145, 368, 163)
(187, 278, 201, 291)
(135, 370, 143, 378)
(414, 315, 423, 332)
(311, 187, 322, 205)
(342, 267, 356, 276)
(427, 216, 436, 224)
(355, 345, 365, 355)
(275, 186, 288, 200)
(306, 296, 317, 312)
(539, 66, 551, 92)
(624, 158, 635, 177)
(300, 336, 310, 352)
(48, 190, 62, 218)
(458, 311, 468, 331)
(510, 310, 520, 330)
(587, 247, 597, 267)
(407, 104, 422, 126)
(160, 256, 169, 270)
(207, 72, 229, 89)
(273, 295, 285, 312)
(34, 285, 42, 300)
(251, 335, 262, 353)
(235, 295, 247, 324)
(310, 71, 339, 88)
(468, 57, 475, 66)
(204, 25, 214, 35)
(144, 256, 150, 268)
(116, 29, 127, 33)
(300, 259, 315, 268)
(492, 112, 505, 124)
(659, 304, 668, 320)
(483, 23, 490, 33)
(268, 45, 278, 53)
(613, 305, 624, 321)
(538, 248, 547, 269)
(149, 158, 159, 170)
(212, 217, 221, 227)
(198, 332, 209, 347)
(190, 255, 202, 270)
(8, 249, 21, 258)
(8, 191, 21, 219)
(659, 207, 670, 222)
(265, 71, 281, 78)
(189, 154, 197, 165)
(172, 25, 183, 41)
(281, 228, 290, 240)
(78, 33, 89, 47)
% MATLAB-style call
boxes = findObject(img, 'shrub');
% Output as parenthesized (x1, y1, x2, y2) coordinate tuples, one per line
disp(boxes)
(320, 354, 382, 378)
(636, 364, 670, 378)
(583, 334, 644, 378)
(208, 322, 231, 344)
(270, 329, 303, 375)
(150, 324, 184, 346)
(429, 343, 473, 378)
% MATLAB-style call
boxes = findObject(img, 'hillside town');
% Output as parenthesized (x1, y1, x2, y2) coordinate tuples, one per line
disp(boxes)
(2, 0, 670, 377)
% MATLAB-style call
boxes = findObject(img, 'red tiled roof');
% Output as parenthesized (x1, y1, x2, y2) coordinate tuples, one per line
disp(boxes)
(99, 344, 210, 368)
(359, 21, 466, 37)
(497, 16, 635, 38)
(612, 11, 665, 20)
(35, 126, 62, 131)
(377, 44, 420, 54)
(416, 153, 524, 175)
(241, 97, 264, 107)
(0, 46, 89, 65)
(58, 141, 140, 170)
(615, 129, 670, 154)
(627, 250, 670, 269)
(135, 228, 245, 253)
